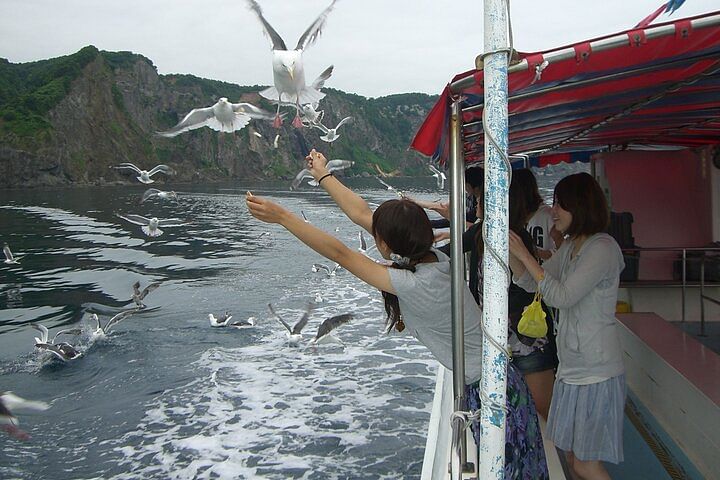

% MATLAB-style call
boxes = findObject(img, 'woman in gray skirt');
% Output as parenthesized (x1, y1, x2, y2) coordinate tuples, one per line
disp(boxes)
(508, 172, 625, 480)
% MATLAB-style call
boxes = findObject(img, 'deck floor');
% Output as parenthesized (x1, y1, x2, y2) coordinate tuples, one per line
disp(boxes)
(671, 321, 720, 355)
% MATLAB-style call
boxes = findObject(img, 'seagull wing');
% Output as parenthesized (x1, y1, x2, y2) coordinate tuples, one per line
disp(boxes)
(231, 102, 276, 120)
(117, 214, 151, 226)
(52, 328, 82, 343)
(291, 304, 314, 335)
(314, 313, 352, 342)
(31, 324, 49, 344)
(327, 159, 353, 172)
(157, 218, 189, 227)
(245, 0, 287, 50)
(358, 231, 367, 251)
(311, 121, 330, 134)
(268, 303, 293, 334)
(113, 163, 142, 174)
(3, 244, 13, 262)
(291, 169, 313, 190)
(311, 65, 334, 90)
(0, 392, 49, 412)
(428, 164, 441, 175)
(295, 0, 338, 51)
(375, 177, 394, 190)
(334, 116, 353, 130)
(139, 282, 161, 300)
(132, 281, 141, 297)
(312, 263, 331, 274)
(156, 107, 216, 137)
(104, 309, 138, 332)
(330, 263, 342, 275)
(36, 343, 69, 361)
(147, 165, 174, 177)
(141, 188, 162, 203)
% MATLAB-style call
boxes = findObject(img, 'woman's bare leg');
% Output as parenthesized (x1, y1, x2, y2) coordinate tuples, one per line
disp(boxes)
(523, 369, 555, 420)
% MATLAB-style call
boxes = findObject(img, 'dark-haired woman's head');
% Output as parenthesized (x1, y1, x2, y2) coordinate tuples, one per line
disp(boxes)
(552, 172, 609, 237)
(511, 168, 543, 216)
(371, 199, 434, 333)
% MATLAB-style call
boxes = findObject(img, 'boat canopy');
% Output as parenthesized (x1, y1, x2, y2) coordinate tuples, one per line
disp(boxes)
(410, 11, 720, 166)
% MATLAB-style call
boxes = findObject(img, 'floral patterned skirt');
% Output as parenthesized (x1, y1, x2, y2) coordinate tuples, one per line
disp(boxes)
(466, 363, 549, 480)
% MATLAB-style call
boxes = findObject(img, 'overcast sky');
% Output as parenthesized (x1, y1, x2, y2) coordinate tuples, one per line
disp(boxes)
(0, 0, 717, 98)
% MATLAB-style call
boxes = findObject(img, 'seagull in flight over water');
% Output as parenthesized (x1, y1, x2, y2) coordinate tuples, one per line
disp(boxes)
(1, 391, 49, 440)
(112, 163, 175, 184)
(312, 116, 353, 143)
(131, 281, 161, 309)
(428, 164, 447, 190)
(375, 177, 403, 198)
(310, 313, 353, 345)
(290, 159, 354, 190)
(246, 0, 337, 128)
(89, 309, 139, 338)
(116, 214, 188, 237)
(156, 98, 277, 137)
(312, 263, 342, 276)
(268, 303, 313, 344)
(3, 244, 22, 265)
(141, 188, 179, 204)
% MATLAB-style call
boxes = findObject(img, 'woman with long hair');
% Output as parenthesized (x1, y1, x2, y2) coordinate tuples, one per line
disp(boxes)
(246, 149, 548, 479)
(509, 172, 625, 480)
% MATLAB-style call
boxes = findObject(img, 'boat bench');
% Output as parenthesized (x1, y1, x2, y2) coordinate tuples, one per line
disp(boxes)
(616, 312, 720, 479)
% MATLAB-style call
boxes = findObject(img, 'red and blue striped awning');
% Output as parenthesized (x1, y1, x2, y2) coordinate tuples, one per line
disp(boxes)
(410, 11, 720, 165)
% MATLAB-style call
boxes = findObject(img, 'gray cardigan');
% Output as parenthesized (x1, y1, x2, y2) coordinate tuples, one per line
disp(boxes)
(515, 233, 625, 384)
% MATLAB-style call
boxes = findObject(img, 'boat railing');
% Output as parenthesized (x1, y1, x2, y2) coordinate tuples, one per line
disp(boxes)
(620, 245, 720, 333)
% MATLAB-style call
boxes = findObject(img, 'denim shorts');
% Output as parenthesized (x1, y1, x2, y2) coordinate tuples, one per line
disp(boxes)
(512, 343, 558, 374)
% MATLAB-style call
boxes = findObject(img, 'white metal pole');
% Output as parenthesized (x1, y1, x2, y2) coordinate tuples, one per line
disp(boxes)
(480, 0, 509, 478)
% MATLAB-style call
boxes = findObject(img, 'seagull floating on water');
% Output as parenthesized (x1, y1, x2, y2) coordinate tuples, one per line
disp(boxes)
(428, 164, 447, 190)
(132, 281, 161, 309)
(156, 98, 277, 137)
(112, 163, 175, 184)
(312, 116, 353, 143)
(89, 309, 139, 338)
(209, 312, 255, 328)
(290, 159, 354, 190)
(0, 391, 49, 440)
(116, 213, 188, 237)
(312, 262, 342, 276)
(268, 303, 312, 344)
(246, 0, 337, 128)
(3, 244, 22, 265)
(141, 188, 179, 204)
(31, 324, 83, 362)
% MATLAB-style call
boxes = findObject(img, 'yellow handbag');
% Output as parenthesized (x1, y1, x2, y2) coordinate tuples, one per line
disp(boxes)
(518, 292, 548, 338)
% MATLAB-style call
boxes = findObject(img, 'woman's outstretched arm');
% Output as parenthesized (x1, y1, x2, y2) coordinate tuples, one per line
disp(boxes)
(246, 192, 394, 294)
(306, 150, 374, 233)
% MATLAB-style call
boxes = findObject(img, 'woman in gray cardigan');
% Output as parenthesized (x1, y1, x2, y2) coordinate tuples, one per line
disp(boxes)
(508, 172, 625, 480)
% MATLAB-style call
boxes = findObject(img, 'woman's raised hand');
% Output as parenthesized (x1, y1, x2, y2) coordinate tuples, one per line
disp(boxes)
(508, 230, 532, 261)
(246, 192, 289, 224)
(305, 149, 329, 180)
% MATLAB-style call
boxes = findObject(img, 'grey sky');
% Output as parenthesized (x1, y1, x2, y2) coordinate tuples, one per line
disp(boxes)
(0, 0, 716, 98)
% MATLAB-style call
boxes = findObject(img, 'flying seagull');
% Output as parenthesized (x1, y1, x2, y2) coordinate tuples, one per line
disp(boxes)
(116, 214, 188, 237)
(31, 324, 83, 362)
(268, 303, 312, 344)
(312, 116, 353, 143)
(89, 309, 139, 337)
(132, 281, 161, 309)
(290, 159, 354, 190)
(156, 98, 277, 137)
(112, 163, 175, 184)
(375, 177, 403, 198)
(141, 188, 179, 204)
(0, 391, 49, 440)
(3, 244, 22, 265)
(312, 263, 342, 276)
(310, 313, 352, 345)
(246, 0, 337, 128)
(428, 164, 447, 190)
(301, 211, 310, 223)
(301, 103, 324, 126)
(358, 231, 377, 256)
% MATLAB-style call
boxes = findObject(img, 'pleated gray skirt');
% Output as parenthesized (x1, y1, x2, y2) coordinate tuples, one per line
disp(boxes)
(546, 374, 626, 463)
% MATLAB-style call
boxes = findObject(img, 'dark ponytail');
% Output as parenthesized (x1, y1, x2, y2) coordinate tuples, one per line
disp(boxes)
(372, 200, 434, 333)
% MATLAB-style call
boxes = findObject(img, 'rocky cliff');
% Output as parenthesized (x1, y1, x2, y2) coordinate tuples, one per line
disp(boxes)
(0, 46, 438, 187)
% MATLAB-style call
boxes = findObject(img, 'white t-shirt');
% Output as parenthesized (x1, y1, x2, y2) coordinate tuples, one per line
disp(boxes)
(387, 249, 484, 384)
(527, 204, 555, 254)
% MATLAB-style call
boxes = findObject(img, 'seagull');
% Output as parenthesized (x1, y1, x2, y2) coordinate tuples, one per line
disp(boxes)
(31, 324, 83, 362)
(312, 263, 342, 276)
(3, 244, 22, 265)
(116, 213, 188, 237)
(310, 313, 352, 345)
(375, 177, 403, 198)
(358, 231, 377, 256)
(208, 311, 233, 327)
(112, 163, 175, 184)
(428, 164, 447, 190)
(253, 131, 263, 138)
(301, 211, 311, 223)
(89, 309, 139, 337)
(246, 0, 337, 128)
(290, 159, 354, 190)
(156, 98, 277, 137)
(312, 116, 353, 143)
(131, 281, 161, 309)
(314, 292, 323, 303)
(273, 133, 280, 149)
(301, 103, 324, 126)
(0, 391, 49, 440)
(141, 188, 179, 204)
(268, 303, 312, 344)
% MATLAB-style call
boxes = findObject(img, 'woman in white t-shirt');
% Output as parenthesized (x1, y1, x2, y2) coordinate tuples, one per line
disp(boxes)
(247, 149, 549, 479)
(513, 169, 563, 262)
